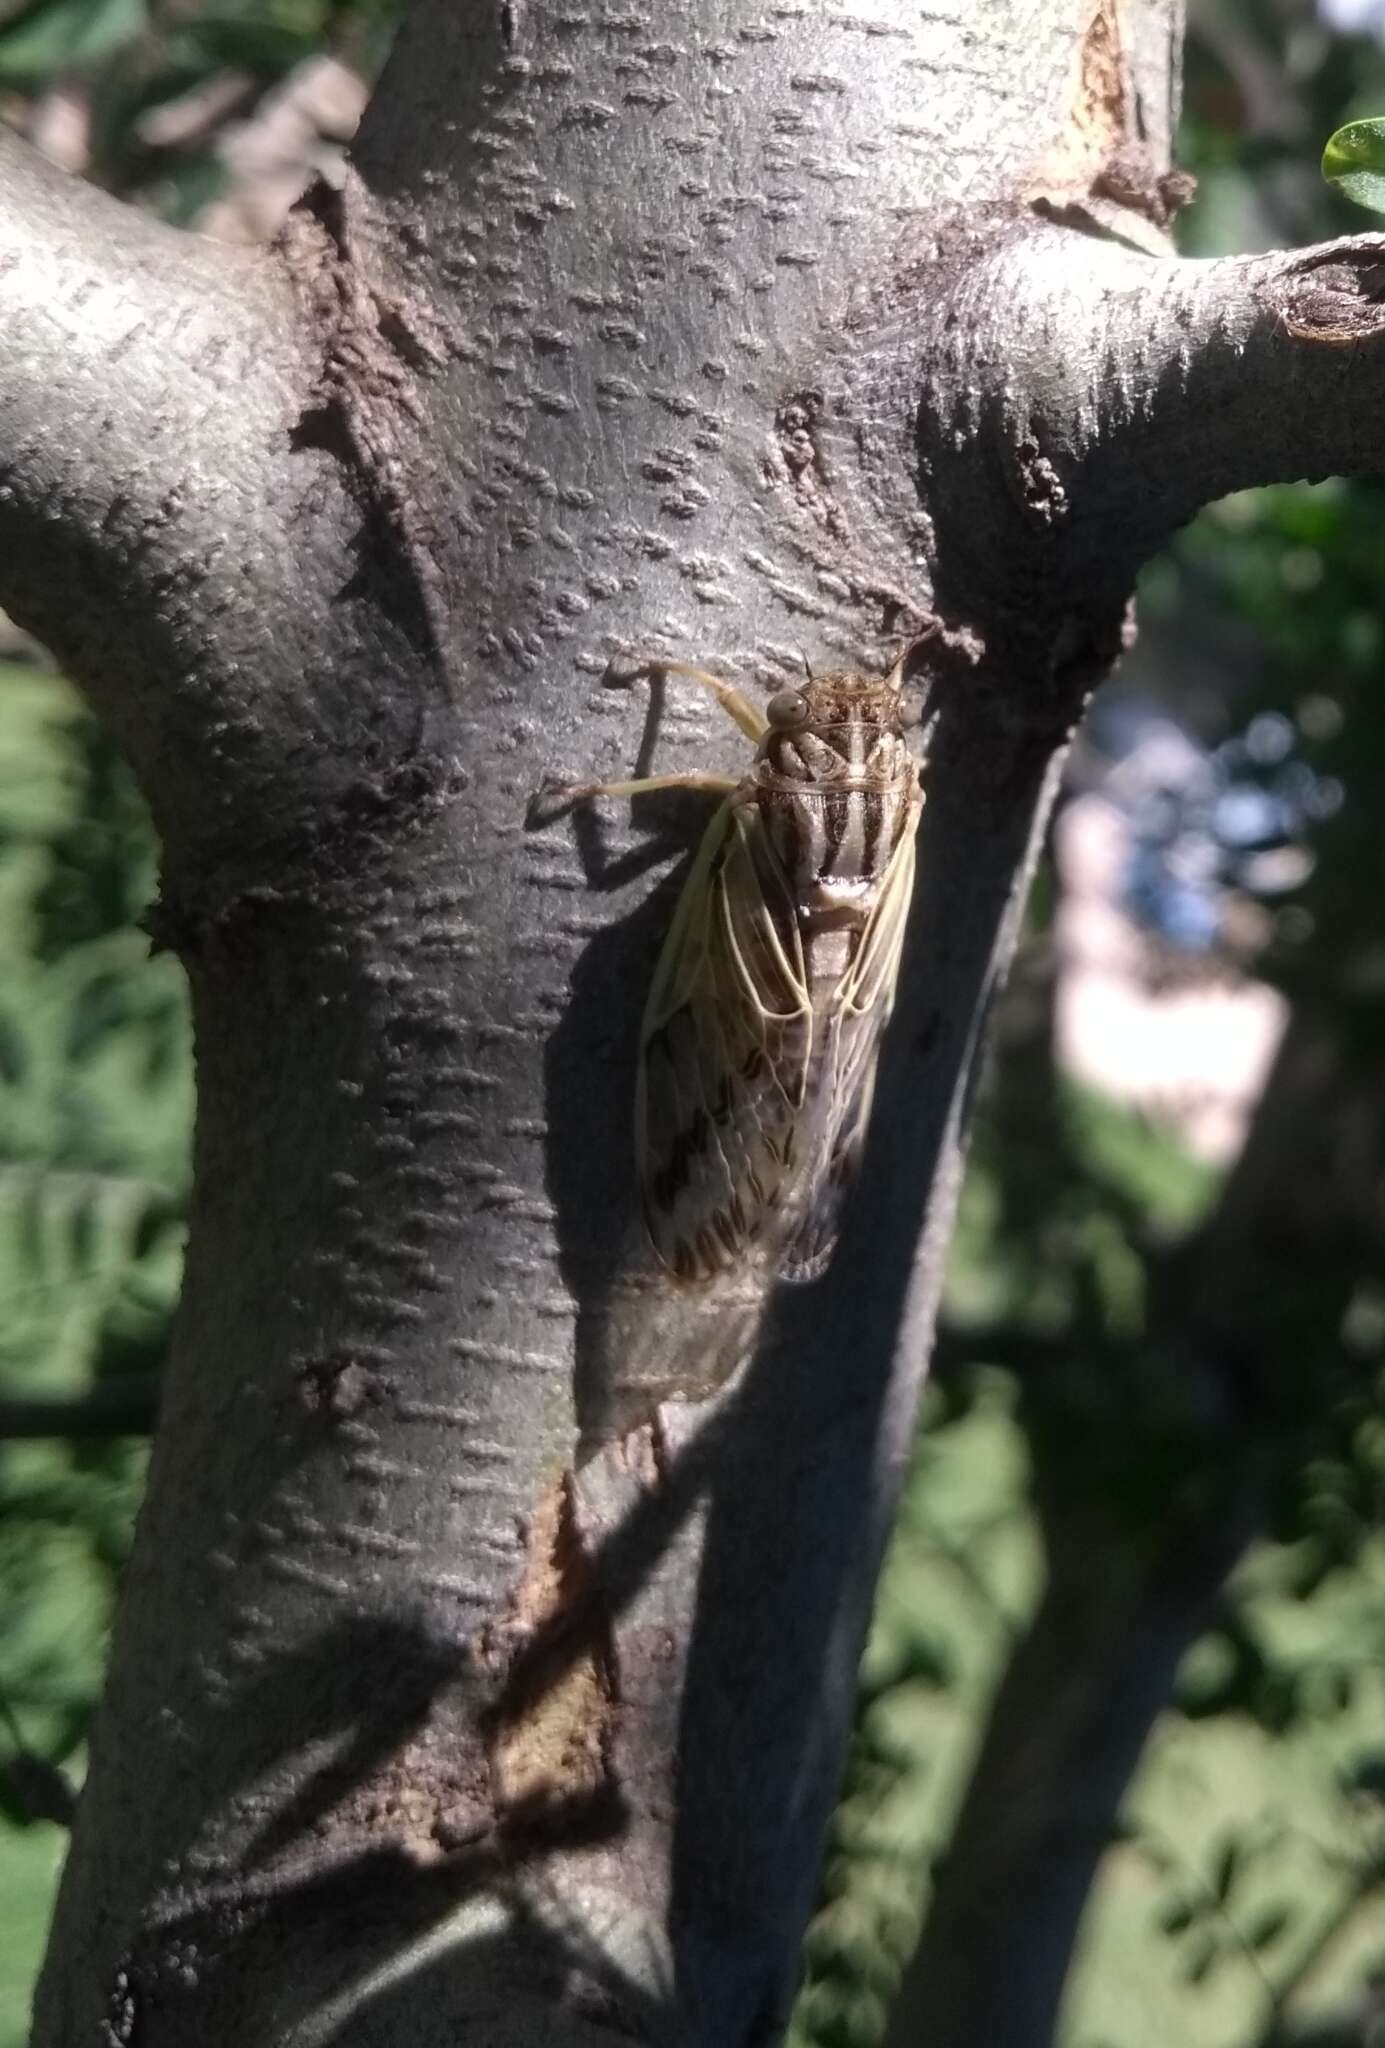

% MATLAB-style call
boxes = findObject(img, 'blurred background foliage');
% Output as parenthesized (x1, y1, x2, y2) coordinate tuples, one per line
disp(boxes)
(5, 1, 1385, 2044)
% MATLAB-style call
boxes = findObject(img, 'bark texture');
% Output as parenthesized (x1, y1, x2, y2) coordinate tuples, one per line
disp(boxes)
(5, 0, 1385, 2041)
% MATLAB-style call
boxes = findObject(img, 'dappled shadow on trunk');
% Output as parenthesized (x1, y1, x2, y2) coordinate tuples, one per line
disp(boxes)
(96, 1408, 758, 2042)
(666, 1274, 914, 2045)
(109, 1835, 661, 2045)
(96, 1608, 655, 2041)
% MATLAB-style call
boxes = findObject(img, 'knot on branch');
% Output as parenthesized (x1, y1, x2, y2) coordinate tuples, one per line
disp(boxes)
(908, 215, 1140, 716)
(1278, 244, 1385, 344)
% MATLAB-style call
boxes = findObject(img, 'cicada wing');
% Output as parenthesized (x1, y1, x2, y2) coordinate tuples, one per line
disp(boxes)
(638, 801, 812, 1283)
(777, 817, 918, 1282)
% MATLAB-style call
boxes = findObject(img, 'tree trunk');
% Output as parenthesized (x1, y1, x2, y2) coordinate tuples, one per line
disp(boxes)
(7, 0, 1385, 2040)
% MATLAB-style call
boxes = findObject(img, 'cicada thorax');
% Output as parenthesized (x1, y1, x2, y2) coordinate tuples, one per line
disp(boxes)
(752, 674, 919, 997)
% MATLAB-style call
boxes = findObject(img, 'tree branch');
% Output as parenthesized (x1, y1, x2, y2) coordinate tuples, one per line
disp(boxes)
(935, 225, 1385, 612)
(0, 131, 405, 863)
(1102, 232, 1385, 529)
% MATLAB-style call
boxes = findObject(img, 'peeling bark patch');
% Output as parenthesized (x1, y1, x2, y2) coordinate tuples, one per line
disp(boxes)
(144, 879, 319, 966)
(1015, 435, 1067, 525)
(773, 391, 848, 539)
(1092, 153, 1195, 230)
(562, 98, 617, 130)
(1280, 249, 1385, 344)
(486, 1472, 615, 1819)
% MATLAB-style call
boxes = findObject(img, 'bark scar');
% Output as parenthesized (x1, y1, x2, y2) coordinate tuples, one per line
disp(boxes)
(483, 1471, 617, 1825)
(296, 1349, 387, 1419)
(772, 390, 849, 540)
(278, 170, 454, 687)
(1279, 247, 1385, 345)
(1027, 1, 1195, 250)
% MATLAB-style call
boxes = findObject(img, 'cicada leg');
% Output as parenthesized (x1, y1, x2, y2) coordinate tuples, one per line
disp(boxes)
(608, 657, 769, 744)
(528, 657, 764, 824)
(537, 770, 742, 811)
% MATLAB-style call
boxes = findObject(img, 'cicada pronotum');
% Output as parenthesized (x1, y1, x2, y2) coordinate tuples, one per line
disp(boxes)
(547, 648, 927, 1284)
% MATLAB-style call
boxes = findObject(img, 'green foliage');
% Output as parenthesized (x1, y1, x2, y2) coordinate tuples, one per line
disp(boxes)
(0, 0, 145, 86)
(0, 660, 187, 2046)
(1322, 118, 1385, 214)
(795, 1077, 1385, 2046)
(0, 0, 395, 213)
(1179, 10, 1385, 257)
(790, 1372, 1038, 2048)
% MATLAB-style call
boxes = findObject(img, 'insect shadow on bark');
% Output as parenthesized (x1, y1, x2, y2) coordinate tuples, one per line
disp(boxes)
(538, 671, 756, 1446)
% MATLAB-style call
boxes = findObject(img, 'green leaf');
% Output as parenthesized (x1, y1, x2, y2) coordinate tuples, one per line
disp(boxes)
(1184, 1932, 1221, 1987)
(1323, 119, 1385, 214)
(0, 1014, 26, 1088)
(1246, 1903, 1294, 1952)
(1212, 1836, 1242, 1902)
(1341, 1750, 1385, 1801)
(188, 13, 320, 73)
(1157, 1895, 1198, 1937)
(0, 0, 144, 83)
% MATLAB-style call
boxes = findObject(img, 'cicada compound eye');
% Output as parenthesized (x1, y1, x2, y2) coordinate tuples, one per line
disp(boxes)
(766, 688, 811, 730)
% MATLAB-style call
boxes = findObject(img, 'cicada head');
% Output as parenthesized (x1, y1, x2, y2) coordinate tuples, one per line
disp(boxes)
(754, 671, 920, 910)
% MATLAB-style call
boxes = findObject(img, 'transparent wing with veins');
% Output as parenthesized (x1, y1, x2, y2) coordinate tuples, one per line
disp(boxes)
(638, 799, 814, 1283)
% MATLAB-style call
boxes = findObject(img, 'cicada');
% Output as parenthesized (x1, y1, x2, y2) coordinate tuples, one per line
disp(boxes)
(552, 651, 926, 1284)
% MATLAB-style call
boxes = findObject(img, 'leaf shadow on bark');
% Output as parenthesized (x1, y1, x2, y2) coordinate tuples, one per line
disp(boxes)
(111, 1843, 656, 2043)
(228, 1614, 480, 1870)
(99, 1608, 653, 2038)
(665, 1273, 912, 2043)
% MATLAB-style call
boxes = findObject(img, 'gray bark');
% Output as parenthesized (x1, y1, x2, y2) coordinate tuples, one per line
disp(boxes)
(4, 0, 1383, 2040)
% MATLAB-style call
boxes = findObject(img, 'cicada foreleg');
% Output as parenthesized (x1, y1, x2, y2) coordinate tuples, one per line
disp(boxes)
(541, 769, 742, 808)
(606, 657, 769, 744)
(533, 655, 766, 818)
